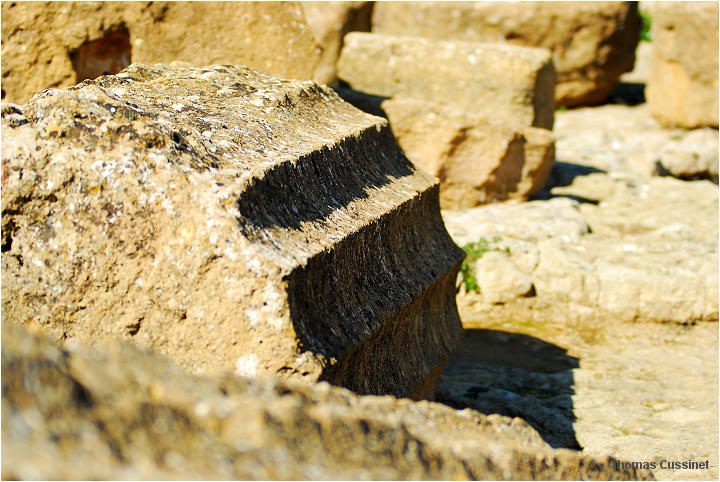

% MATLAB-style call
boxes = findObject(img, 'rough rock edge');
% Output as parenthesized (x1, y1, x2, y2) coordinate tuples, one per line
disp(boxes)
(1, 322, 653, 481)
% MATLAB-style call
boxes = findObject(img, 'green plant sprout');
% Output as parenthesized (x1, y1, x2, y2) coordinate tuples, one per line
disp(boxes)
(459, 236, 510, 293)
(639, 10, 652, 42)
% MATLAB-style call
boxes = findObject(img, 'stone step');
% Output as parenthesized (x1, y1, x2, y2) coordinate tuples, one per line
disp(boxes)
(1, 63, 463, 399)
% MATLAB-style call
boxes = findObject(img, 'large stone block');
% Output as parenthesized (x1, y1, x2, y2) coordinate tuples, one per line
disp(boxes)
(301, 1, 373, 85)
(371, 1, 641, 107)
(337, 32, 556, 129)
(381, 98, 554, 208)
(0, 64, 464, 399)
(1, 1, 320, 104)
(647, 2, 719, 128)
(1, 322, 651, 480)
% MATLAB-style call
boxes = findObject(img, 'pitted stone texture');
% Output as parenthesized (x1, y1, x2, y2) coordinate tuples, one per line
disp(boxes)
(301, 1, 373, 85)
(647, 2, 719, 128)
(371, 1, 640, 107)
(1, 1, 320, 104)
(381, 98, 554, 208)
(1, 64, 463, 399)
(1, 323, 652, 481)
(337, 32, 555, 129)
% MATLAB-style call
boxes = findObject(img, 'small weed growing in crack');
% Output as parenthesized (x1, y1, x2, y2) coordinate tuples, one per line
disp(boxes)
(459, 236, 510, 293)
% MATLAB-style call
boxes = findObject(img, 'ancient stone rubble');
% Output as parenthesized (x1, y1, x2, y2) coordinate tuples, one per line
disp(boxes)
(301, 1, 374, 85)
(1, 64, 464, 399)
(380, 98, 555, 208)
(371, 1, 641, 107)
(337, 32, 556, 130)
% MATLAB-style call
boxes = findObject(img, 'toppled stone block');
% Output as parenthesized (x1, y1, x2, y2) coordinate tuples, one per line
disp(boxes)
(301, 1, 373, 85)
(381, 98, 555, 208)
(1, 322, 651, 480)
(1, 2, 320, 104)
(371, 1, 641, 107)
(647, 2, 719, 128)
(0, 64, 464, 399)
(337, 32, 556, 129)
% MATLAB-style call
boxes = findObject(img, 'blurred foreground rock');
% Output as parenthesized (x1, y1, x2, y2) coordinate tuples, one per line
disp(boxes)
(647, 2, 719, 128)
(1, 64, 463, 399)
(371, 1, 640, 107)
(1, 1, 320, 104)
(1, 322, 651, 480)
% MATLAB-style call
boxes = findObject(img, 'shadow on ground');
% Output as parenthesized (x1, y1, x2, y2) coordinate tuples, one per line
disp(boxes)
(436, 329, 582, 450)
(606, 82, 646, 106)
(529, 161, 606, 204)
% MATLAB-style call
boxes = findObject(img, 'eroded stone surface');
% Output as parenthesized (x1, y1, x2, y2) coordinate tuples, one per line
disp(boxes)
(647, 2, 719, 128)
(1, 322, 652, 480)
(437, 100, 718, 481)
(438, 318, 717, 481)
(1, 2, 320, 104)
(337, 32, 556, 129)
(446, 177, 718, 325)
(371, 1, 640, 107)
(381, 97, 554, 208)
(1, 64, 463, 399)
(554, 103, 718, 183)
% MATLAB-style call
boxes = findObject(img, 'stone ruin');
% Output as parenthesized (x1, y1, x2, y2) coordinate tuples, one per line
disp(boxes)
(1, 63, 464, 399)
(2, 1, 716, 479)
(0, 60, 648, 480)
(337, 32, 557, 208)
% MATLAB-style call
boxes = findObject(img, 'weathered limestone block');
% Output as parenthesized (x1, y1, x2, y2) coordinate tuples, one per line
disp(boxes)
(372, 1, 641, 107)
(445, 176, 719, 325)
(337, 32, 556, 129)
(1, 64, 464, 399)
(301, 1, 373, 85)
(130, 2, 320, 81)
(647, 2, 719, 128)
(1, 1, 320, 104)
(1, 322, 651, 480)
(381, 98, 554, 208)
